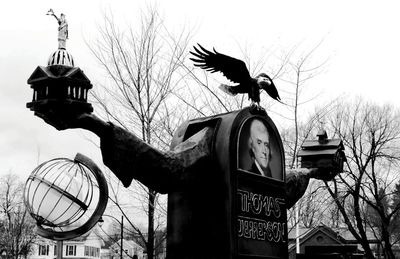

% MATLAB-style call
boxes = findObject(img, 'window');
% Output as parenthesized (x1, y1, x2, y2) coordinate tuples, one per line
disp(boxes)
(54, 245, 57, 256)
(38, 245, 49, 256)
(84, 246, 100, 258)
(66, 245, 76, 256)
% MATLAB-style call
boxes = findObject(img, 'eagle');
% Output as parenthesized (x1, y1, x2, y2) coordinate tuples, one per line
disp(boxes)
(190, 44, 281, 105)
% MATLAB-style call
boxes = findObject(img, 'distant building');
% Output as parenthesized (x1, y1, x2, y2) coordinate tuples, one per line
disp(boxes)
(109, 239, 144, 259)
(100, 247, 111, 259)
(29, 230, 103, 259)
(0, 249, 7, 259)
(287, 225, 385, 258)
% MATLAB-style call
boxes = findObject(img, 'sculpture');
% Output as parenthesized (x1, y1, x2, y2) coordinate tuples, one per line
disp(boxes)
(27, 10, 93, 118)
(32, 108, 324, 258)
(47, 9, 68, 49)
(27, 33, 341, 257)
(190, 44, 281, 106)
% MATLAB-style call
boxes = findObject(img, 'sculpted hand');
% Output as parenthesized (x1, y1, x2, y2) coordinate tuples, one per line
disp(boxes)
(34, 108, 90, 131)
(34, 108, 108, 137)
(308, 168, 337, 181)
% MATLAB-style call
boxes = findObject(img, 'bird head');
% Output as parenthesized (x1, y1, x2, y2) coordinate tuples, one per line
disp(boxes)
(256, 73, 273, 88)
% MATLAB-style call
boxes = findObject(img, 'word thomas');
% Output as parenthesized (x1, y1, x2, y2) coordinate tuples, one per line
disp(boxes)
(237, 190, 285, 218)
(238, 217, 285, 242)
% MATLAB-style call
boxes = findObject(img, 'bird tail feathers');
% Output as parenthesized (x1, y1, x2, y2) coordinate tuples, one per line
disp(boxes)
(219, 84, 237, 96)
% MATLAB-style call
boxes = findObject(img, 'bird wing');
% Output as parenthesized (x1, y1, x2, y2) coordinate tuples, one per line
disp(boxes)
(190, 44, 251, 84)
(219, 83, 248, 96)
(262, 81, 281, 101)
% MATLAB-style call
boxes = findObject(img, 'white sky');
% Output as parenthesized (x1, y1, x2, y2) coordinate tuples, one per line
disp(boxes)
(1, 0, 400, 182)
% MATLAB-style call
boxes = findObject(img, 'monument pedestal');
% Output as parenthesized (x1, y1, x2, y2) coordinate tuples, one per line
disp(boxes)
(167, 107, 288, 259)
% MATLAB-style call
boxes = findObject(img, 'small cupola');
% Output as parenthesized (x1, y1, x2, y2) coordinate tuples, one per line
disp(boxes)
(317, 129, 328, 144)
(297, 129, 346, 180)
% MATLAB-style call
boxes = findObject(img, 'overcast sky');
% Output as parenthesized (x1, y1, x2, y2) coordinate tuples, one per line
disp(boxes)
(1, 0, 400, 182)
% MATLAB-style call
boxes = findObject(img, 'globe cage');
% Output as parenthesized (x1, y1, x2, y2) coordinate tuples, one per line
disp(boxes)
(24, 153, 108, 240)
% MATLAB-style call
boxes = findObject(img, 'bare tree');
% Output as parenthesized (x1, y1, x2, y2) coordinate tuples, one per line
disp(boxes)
(272, 41, 334, 236)
(0, 173, 36, 259)
(86, 6, 191, 259)
(280, 41, 328, 169)
(325, 97, 400, 259)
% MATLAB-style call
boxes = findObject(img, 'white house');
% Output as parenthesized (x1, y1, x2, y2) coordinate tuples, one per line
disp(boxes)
(29, 230, 103, 259)
(109, 239, 144, 259)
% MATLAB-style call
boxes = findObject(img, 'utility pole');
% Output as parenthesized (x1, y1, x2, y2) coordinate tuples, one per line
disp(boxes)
(120, 216, 123, 259)
(98, 215, 124, 259)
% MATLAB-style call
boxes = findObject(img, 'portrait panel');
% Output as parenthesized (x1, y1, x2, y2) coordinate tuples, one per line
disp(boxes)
(237, 117, 284, 181)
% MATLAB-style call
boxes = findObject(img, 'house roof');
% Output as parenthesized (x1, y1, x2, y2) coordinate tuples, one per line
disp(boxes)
(110, 239, 143, 250)
(27, 65, 92, 86)
(288, 227, 312, 240)
(298, 149, 341, 156)
(301, 139, 343, 149)
(288, 225, 347, 252)
(298, 138, 344, 156)
(288, 225, 380, 252)
(335, 227, 379, 243)
(61, 227, 105, 246)
(34, 227, 104, 246)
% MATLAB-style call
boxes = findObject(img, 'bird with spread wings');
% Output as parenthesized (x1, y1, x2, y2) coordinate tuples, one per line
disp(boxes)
(190, 44, 281, 106)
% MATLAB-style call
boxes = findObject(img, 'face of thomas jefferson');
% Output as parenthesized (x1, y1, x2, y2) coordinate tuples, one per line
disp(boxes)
(249, 120, 270, 172)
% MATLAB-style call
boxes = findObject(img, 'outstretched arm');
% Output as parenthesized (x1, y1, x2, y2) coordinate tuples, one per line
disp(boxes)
(50, 13, 61, 24)
(34, 110, 212, 193)
(34, 109, 108, 137)
(34, 110, 174, 189)
(285, 168, 332, 209)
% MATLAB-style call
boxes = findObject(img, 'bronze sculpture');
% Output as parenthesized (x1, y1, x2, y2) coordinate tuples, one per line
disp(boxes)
(27, 22, 341, 256)
(190, 44, 281, 105)
(32, 107, 326, 258)
(47, 9, 68, 50)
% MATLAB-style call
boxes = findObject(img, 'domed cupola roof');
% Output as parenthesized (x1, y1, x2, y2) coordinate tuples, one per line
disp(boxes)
(48, 49, 74, 67)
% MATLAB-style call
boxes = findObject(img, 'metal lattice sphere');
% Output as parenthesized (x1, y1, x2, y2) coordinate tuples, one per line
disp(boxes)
(24, 153, 108, 240)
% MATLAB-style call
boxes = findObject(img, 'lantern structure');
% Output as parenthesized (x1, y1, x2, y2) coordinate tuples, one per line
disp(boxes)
(26, 10, 93, 115)
(26, 56, 93, 114)
(297, 129, 346, 180)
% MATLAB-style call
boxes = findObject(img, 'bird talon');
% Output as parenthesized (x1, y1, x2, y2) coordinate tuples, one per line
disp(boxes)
(249, 102, 266, 114)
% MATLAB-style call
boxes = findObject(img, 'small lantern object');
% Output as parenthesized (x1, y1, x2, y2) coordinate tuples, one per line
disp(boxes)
(26, 10, 93, 115)
(297, 129, 346, 180)
(24, 153, 108, 240)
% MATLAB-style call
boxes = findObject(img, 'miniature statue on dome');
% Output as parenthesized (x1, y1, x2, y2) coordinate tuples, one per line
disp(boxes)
(47, 9, 68, 49)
